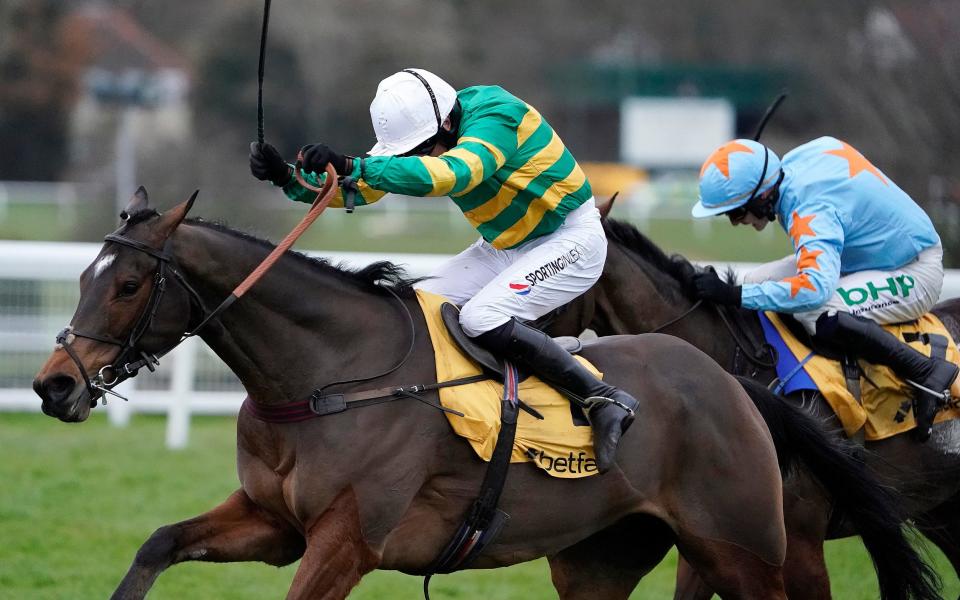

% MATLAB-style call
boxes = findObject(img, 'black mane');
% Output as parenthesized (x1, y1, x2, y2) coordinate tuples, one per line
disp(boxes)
(184, 218, 423, 297)
(602, 218, 700, 291)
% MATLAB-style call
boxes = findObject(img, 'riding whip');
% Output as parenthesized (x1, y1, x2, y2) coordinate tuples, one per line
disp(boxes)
(188, 0, 337, 331)
(256, 0, 272, 145)
(752, 92, 787, 142)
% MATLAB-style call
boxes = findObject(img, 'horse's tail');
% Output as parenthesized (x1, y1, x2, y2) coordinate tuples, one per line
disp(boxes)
(735, 375, 942, 600)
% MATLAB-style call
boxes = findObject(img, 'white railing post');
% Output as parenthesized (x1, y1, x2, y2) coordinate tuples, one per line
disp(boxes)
(106, 378, 134, 426)
(0, 182, 8, 221)
(165, 336, 199, 449)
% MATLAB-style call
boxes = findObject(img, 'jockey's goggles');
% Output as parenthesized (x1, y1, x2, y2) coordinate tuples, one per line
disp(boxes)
(399, 133, 439, 157)
(724, 204, 750, 222)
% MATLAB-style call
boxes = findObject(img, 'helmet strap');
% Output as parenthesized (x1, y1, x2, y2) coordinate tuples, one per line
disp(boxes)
(401, 69, 459, 149)
(739, 145, 781, 222)
(746, 170, 784, 222)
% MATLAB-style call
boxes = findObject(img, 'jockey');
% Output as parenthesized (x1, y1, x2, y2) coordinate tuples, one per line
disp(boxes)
(249, 68, 638, 472)
(689, 137, 958, 440)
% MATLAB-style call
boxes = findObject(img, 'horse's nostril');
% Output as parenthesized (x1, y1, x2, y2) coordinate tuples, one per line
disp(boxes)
(44, 374, 77, 402)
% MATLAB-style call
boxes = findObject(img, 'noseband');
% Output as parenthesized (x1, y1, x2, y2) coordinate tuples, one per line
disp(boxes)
(56, 233, 209, 404)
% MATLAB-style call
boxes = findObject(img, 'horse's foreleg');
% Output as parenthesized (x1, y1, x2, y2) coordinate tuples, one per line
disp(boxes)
(286, 486, 381, 600)
(111, 488, 303, 600)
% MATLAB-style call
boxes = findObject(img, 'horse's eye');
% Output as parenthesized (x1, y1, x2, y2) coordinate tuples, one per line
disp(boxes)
(118, 281, 140, 297)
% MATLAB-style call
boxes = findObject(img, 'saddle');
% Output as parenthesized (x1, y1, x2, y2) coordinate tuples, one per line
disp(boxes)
(760, 310, 960, 440)
(439, 302, 582, 379)
(425, 302, 593, 583)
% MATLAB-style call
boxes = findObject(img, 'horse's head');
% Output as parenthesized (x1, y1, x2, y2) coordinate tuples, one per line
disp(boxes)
(33, 187, 197, 422)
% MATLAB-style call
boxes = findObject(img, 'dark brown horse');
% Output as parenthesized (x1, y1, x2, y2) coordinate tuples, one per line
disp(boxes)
(563, 217, 959, 599)
(32, 192, 937, 599)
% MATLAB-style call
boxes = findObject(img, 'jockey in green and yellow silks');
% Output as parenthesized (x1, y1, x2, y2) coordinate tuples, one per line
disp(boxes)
(689, 137, 956, 441)
(249, 68, 637, 472)
(284, 84, 593, 251)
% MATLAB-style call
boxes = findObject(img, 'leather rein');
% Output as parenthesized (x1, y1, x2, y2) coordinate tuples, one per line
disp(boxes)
(56, 162, 339, 405)
(616, 247, 776, 375)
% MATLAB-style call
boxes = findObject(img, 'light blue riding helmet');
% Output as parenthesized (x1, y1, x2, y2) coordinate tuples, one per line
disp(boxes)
(691, 139, 782, 218)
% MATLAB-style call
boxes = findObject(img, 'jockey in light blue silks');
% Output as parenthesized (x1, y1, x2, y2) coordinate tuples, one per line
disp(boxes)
(689, 137, 958, 441)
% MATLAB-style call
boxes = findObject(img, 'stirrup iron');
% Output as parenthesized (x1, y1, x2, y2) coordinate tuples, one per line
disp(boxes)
(584, 395, 636, 418)
(905, 379, 952, 404)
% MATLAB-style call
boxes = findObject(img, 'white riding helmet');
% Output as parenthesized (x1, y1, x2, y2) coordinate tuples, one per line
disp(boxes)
(368, 68, 458, 157)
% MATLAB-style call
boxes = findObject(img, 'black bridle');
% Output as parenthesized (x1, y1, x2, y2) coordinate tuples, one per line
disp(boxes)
(55, 227, 421, 406)
(615, 250, 776, 376)
(55, 233, 210, 404)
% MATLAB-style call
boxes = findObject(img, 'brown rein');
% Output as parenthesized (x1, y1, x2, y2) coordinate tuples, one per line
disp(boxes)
(60, 163, 339, 403)
(234, 160, 335, 297)
(187, 161, 338, 333)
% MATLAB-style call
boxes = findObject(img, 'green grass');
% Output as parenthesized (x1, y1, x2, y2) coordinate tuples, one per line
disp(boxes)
(1, 413, 957, 599)
(0, 204, 73, 241)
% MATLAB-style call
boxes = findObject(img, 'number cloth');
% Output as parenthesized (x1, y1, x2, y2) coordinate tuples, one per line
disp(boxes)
(763, 310, 960, 440)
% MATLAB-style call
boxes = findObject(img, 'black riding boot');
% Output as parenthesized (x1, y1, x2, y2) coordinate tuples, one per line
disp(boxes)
(473, 319, 639, 473)
(816, 312, 959, 441)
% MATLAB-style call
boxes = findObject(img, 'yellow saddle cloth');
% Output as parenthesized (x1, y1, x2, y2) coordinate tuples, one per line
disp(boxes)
(416, 290, 600, 478)
(766, 311, 960, 440)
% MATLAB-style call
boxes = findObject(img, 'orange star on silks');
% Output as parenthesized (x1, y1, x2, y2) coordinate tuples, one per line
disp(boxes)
(796, 246, 823, 272)
(700, 141, 754, 178)
(782, 273, 818, 298)
(824, 141, 889, 186)
(788, 211, 817, 245)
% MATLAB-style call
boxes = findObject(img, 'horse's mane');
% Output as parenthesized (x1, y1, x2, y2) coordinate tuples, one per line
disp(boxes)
(602, 218, 702, 292)
(181, 218, 423, 298)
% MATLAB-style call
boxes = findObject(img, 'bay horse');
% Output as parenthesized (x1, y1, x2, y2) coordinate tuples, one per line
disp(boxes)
(563, 217, 959, 599)
(32, 191, 938, 600)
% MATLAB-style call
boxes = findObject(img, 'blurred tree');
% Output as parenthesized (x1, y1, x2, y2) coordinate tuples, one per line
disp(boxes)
(192, 7, 311, 159)
(8, 0, 957, 259)
(0, 0, 87, 181)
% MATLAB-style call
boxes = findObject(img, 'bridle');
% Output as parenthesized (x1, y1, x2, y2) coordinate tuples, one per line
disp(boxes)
(55, 232, 210, 404)
(616, 249, 777, 376)
(52, 162, 402, 407)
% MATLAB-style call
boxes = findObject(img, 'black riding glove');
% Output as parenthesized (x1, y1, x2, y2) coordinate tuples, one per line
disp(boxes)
(300, 143, 349, 176)
(249, 142, 292, 186)
(691, 269, 742, 307)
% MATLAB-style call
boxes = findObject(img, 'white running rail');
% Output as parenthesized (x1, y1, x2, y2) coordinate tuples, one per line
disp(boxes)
(4, 240, 960, 448)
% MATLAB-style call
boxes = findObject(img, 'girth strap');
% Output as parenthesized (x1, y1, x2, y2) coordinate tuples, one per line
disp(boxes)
(422, 361, 522, 599)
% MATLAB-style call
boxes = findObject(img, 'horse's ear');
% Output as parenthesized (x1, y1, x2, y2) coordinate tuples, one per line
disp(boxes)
(120, 186, 149, 221)
(156, 189, 199, 238)
(598, 192, 618, 221)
